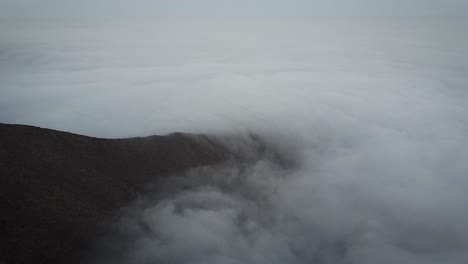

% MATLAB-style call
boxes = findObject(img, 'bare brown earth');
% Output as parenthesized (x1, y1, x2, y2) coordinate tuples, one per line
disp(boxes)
(0, 123, 251, 264)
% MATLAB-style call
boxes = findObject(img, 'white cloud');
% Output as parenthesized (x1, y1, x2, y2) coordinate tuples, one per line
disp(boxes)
(2, 18, 468, 263)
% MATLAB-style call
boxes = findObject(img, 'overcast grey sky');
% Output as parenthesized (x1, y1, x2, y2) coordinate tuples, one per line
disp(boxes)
(0, 0, 467, 18)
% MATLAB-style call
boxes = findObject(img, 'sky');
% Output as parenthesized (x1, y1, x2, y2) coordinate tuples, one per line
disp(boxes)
(0, 0, 468, 18)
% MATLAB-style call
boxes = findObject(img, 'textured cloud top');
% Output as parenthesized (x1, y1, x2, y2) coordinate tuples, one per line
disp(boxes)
(2, 18, 468, 263)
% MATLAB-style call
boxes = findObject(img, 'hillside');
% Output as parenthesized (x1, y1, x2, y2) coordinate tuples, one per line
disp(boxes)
(0, 123, 233, 264)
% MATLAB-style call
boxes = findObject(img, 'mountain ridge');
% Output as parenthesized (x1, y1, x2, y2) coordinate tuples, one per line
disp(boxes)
(0, 123, 234, 264)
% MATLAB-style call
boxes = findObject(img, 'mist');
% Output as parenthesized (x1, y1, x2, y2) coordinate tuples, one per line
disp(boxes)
(1, 17, 468, 263)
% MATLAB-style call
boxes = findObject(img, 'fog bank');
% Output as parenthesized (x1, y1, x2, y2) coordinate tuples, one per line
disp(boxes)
(1, 18, 468, 263)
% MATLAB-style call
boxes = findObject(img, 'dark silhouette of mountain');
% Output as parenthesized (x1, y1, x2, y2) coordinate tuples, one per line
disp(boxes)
(0, 123, 238, 264)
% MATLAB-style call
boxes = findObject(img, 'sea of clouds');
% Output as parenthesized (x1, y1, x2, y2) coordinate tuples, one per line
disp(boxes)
(1, 18, 468, 263)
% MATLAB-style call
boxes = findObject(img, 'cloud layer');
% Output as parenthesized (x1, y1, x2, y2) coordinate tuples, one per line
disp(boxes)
(2, 18, 468, 263)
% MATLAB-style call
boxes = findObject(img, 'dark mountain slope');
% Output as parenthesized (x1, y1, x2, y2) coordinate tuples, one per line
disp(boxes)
(0, 123, 231, 264)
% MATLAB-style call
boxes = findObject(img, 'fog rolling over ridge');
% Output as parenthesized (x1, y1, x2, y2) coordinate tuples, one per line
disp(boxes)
(2, 18, 468, 263)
